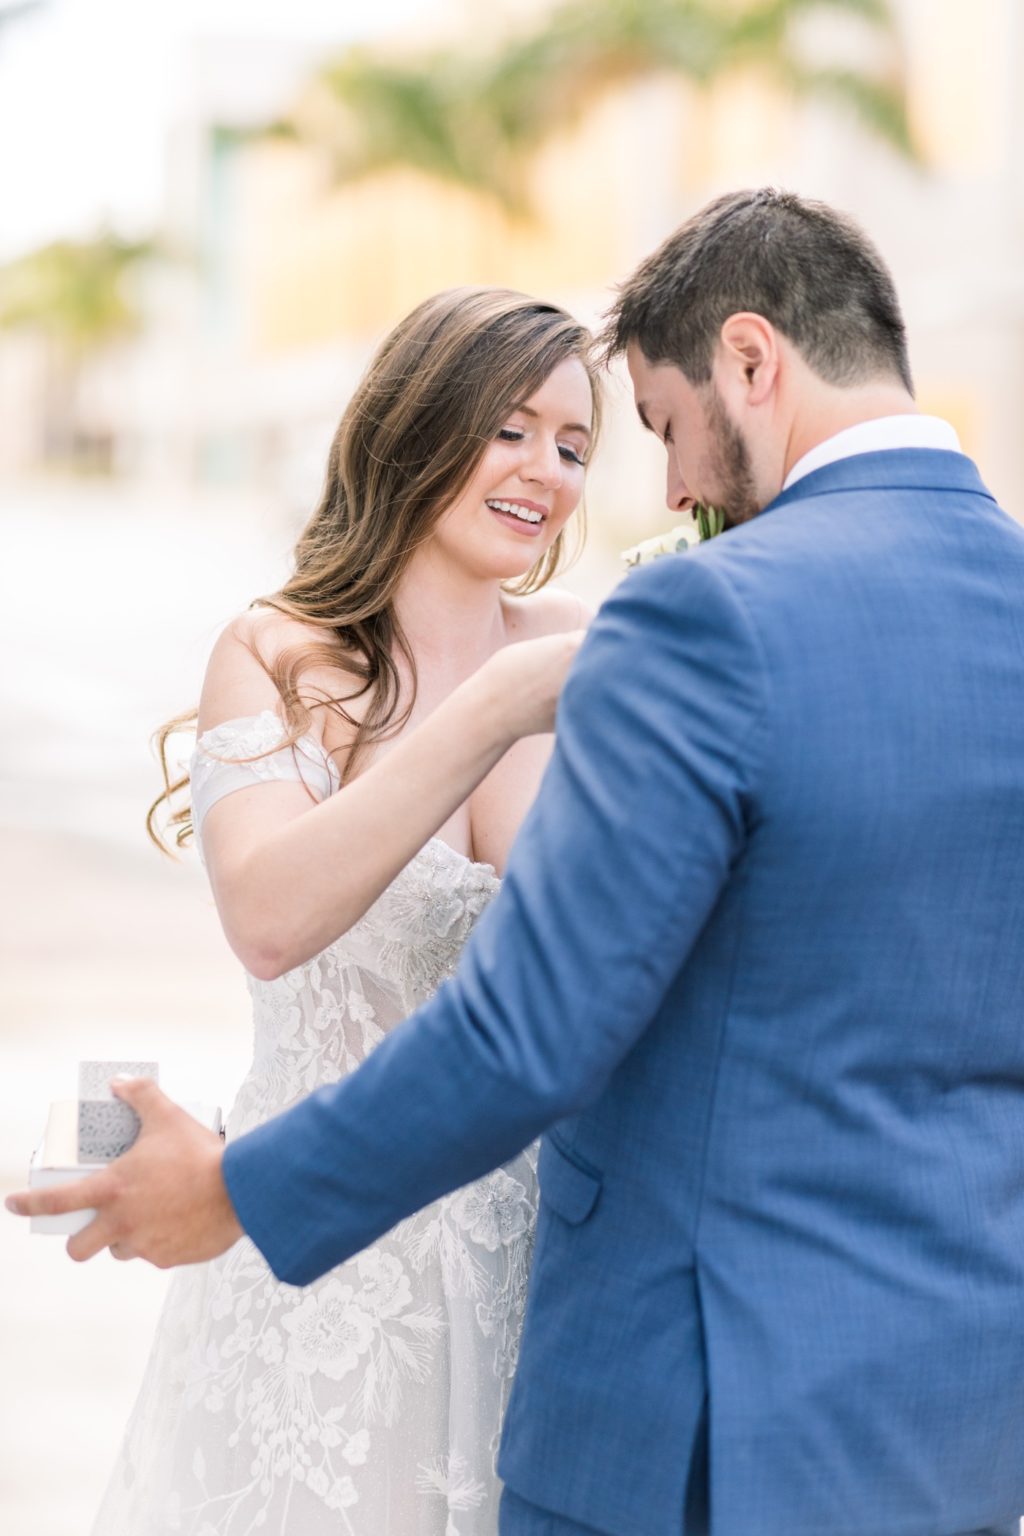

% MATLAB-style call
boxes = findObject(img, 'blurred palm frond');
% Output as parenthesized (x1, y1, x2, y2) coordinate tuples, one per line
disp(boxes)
(278, 0, 914, 214)
(0, 231, 156, 351)
(314, 50, 516, 198)
(781, 60, 913, 153)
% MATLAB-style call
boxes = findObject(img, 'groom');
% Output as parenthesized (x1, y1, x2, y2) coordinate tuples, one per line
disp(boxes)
(11, 188, 1024, 1536)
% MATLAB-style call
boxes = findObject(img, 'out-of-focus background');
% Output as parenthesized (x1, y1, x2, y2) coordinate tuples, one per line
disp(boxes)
(1, 0, 1022, 1529)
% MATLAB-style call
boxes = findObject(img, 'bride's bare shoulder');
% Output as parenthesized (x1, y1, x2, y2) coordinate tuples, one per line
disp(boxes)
(219, 607, 334, 661)
(502, 585, 595, 639)
(198, 608, 357, 738)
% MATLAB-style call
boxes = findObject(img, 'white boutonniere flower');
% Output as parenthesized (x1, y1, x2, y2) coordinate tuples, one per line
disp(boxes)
(621, 504, 725, 568)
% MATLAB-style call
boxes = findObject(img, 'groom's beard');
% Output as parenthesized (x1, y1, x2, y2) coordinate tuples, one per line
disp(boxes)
(703, 388, 760, 528)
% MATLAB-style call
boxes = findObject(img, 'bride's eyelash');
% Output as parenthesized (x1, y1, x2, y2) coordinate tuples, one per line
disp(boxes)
(498, 427, 586, 467)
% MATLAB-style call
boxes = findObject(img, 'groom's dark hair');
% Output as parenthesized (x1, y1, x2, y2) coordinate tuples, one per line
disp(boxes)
(602, 187, 913, 393)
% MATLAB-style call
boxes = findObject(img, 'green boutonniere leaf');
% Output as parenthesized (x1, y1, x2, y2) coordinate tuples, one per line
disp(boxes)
(695, 503, 725, 542)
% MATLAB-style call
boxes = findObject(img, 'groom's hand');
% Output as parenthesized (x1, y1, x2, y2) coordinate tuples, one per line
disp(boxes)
(4, 1078, 244, 1267)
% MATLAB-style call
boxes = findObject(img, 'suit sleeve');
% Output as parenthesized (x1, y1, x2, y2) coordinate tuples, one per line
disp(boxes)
(223, 553, 768, 1285)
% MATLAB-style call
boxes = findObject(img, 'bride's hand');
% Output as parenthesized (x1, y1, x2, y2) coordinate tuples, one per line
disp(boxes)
(480, 629, 587, 740)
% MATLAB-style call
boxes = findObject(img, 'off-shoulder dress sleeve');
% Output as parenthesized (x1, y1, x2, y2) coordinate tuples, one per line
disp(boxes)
(189, 710, 340, 855)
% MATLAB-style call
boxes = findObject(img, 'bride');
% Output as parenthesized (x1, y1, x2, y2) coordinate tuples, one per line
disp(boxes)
(95, 286, 600, 1535)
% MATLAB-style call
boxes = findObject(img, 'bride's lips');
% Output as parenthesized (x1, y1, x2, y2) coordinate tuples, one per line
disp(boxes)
(486, 498, 549, 537)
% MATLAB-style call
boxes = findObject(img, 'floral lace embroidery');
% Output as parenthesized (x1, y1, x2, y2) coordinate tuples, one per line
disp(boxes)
(94, 716, 534, 1536)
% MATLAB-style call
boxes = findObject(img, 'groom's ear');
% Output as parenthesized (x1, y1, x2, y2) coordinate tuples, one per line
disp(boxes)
(715, 313, 779, 407)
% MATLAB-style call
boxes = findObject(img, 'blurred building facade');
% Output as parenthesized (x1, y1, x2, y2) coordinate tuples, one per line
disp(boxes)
(2, 0, 1022, 536)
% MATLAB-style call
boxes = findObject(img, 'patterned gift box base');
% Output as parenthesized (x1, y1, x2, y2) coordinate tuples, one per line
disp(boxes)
(77, 1060, 158, 1162)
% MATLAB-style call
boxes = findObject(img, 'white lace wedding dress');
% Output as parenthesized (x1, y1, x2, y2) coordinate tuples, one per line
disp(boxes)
(93, 712, 538, 1536)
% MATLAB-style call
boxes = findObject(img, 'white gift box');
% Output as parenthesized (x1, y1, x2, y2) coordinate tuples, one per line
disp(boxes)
(29, 1082, 224, 1236)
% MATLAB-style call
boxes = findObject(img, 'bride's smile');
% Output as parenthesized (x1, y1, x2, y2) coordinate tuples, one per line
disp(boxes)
(485, 497, 548, 531)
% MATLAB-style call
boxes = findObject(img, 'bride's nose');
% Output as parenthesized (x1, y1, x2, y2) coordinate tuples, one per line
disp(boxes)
(522, 435, 563, 490)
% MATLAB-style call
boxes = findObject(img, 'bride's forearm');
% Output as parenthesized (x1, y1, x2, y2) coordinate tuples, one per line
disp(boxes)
(213, 668, 515, 979)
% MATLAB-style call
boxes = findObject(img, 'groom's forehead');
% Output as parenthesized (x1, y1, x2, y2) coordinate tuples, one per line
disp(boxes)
(627, 344, 684, 391)
(627, 354, 693, 428)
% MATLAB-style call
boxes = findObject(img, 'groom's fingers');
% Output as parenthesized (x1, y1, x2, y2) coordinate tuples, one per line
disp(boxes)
(9, 1083, 239, 1270)
(4, 1077, 170, 1222)
(111, 1074, 173, 1125)
(66, 1212, 119, 1264)
(5, 1168, 115, 1219)
(3, 1171, 122, 1263)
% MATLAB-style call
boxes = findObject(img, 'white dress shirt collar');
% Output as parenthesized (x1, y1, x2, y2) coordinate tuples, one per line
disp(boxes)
(782, 415, 961, 492)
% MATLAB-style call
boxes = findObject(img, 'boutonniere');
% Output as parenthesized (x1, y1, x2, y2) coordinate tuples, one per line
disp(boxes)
(621, 504, 725, 568)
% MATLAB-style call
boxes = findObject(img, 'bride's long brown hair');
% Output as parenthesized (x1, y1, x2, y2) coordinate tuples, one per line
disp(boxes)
(148, 286, 600, 852)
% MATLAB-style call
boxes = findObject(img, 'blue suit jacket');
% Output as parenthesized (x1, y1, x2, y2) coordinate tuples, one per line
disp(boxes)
(225, 450, 1024, 1536)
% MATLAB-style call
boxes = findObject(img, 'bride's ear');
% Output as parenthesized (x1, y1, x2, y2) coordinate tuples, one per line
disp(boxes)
(715, 313, 779, 407)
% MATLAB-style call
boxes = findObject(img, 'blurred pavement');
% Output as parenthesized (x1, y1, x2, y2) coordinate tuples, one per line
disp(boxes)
(0, 478, 293, 1534)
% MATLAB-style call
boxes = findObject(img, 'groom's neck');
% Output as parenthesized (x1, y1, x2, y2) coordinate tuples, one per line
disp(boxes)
(781, 377, 919, 487)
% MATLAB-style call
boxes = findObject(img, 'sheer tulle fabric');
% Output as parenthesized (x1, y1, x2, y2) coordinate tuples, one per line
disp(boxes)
(93, 715, 537, 1535)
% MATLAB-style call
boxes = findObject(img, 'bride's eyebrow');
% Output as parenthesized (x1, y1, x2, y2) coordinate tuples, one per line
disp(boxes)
(512, 402, 592, 437)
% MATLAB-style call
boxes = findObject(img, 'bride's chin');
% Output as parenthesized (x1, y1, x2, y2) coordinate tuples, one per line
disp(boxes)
(494, 558, 547, 583)
(437, 531, 555, 584)
(469, 549, 552, 583)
